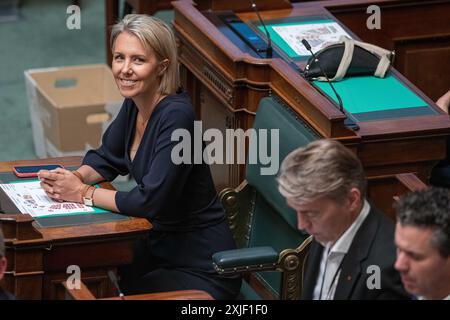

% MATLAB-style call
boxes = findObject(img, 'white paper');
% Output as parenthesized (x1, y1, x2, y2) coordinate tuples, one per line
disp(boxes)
(272, 22, 352, 56)
(0, 181, 95, 217)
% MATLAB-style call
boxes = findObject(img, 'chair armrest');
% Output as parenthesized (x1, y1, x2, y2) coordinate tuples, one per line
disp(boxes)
(212, 246, 278, 274)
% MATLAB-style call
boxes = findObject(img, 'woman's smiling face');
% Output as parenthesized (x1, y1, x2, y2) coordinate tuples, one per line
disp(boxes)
(111, 32, 162, 99)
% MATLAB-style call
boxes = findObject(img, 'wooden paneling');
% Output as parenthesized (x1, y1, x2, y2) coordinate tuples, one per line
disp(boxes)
(398, 40, 450, 101)
(367, 173, 427, 220)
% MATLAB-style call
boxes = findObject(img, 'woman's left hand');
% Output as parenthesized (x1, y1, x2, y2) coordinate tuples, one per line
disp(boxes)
(38, 168, 85, 203)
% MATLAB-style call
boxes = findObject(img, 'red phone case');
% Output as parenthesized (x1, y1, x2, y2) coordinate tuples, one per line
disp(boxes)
(13, 165, 64, 178)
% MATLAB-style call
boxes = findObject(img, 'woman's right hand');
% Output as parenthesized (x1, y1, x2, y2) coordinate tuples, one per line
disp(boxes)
(38, 168, 86, 203)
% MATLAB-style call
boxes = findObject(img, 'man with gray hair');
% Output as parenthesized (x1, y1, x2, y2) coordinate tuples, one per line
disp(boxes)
(395, 187, 450, 300)
(277, 139, 409, 299)
(0, 227, 14, 300)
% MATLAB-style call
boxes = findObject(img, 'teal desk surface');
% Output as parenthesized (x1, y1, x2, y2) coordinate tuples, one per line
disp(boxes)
(313, 74, 437, 122)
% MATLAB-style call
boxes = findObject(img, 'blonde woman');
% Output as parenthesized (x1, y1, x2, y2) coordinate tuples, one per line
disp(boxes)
(38, 14, 241, 299)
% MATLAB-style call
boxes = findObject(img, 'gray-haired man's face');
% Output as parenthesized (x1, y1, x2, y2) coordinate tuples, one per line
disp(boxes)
(286, 188, 362, 245)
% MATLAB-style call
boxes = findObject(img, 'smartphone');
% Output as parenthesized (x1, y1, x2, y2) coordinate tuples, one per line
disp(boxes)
(13, 164, 64, 178)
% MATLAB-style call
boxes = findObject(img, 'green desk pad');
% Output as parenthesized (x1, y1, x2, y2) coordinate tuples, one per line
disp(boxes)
(0, 169, 129, 228)
(313, 74, 437, 121)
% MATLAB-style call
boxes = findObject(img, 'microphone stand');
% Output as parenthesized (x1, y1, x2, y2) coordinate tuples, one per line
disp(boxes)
(108, 270, 126, 300)
(250, 0, 272, 58)
(301, 39, 359, 131)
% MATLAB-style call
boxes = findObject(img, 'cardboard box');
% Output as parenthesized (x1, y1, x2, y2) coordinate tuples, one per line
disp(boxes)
(24, 64, 123, 158)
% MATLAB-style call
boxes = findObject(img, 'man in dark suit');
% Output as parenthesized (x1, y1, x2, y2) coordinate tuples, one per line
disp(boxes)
(395, 187, 450, 300)
(277, 139, 410, 299)
(0, 227, 15, 300)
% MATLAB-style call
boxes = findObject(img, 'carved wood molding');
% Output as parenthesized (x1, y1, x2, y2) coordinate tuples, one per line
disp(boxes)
(202, 65, 235, 105)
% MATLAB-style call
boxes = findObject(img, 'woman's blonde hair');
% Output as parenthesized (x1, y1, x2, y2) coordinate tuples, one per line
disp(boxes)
(110, 14, 179, 95)
(277, 139, 366, 203)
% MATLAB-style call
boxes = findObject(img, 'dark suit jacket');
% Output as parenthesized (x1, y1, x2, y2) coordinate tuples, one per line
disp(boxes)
(302, 207, 411, 300)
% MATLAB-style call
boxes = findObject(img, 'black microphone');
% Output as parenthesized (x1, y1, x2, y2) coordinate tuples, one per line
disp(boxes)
(250, 0, 272, 58)
(107, 270, 125, 300)
(301, 39, 359, 131)
(301, 39, 311, 51)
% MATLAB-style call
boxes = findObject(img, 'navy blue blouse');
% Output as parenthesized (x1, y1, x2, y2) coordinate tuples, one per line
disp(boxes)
(82, 91, 225, 231)
(82, 91, 240, 299)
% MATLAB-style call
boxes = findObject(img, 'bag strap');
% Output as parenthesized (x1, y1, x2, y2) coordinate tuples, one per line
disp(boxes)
(351, 37, 393, 78)
(315, 36, 393, 81)
(331, 36, 354, 81)
(315, 36, 354, 81)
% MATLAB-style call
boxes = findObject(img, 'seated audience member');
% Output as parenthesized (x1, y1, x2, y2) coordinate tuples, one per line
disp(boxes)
(37, 14, 241, 299)
(395, 187, 450, 300)
(0, 228, 15, 300)
(277, 139, 410, 299)
(430, 89, 450, 188)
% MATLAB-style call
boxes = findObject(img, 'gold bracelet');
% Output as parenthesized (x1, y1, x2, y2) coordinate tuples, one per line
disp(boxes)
(82, 185, 95, 206)
(72, 170, 84, 183)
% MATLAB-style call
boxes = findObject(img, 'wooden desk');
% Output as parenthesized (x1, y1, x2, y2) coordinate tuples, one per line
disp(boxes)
(0, 157, 151, 299)
(172, 0, 450, 214)
(64, 281, 213, 300)
(103, 290, 213, 300)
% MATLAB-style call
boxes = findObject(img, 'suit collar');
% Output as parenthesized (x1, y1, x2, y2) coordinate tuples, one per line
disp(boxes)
(301, 241, 323, 300)
(333, 208, 380, 299)
(332, 200, 371, 255)
(301, 208, 382, 300)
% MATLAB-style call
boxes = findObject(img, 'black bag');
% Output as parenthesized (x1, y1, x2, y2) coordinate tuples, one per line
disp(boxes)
(304, 36, 395, 81)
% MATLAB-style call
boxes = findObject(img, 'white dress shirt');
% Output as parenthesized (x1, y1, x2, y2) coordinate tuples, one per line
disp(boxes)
(313, 200, 371, 300)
